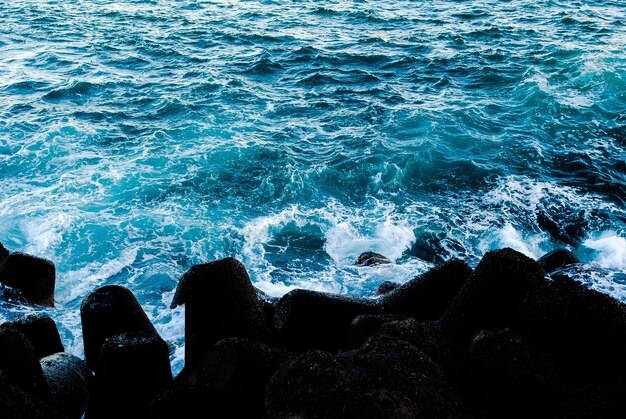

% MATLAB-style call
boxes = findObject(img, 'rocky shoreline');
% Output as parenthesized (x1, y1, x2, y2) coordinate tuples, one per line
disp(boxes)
(1, 242, 625, 418)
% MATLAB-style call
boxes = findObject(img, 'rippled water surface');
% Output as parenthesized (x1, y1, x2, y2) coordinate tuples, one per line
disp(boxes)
(1, 0, 625, 372)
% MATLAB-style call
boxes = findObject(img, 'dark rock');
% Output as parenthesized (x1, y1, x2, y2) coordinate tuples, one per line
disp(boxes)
(185, 337, 292, 417)
(88, 333, 172, 419)
(344, 314, 406, 350)
(266, 335, 467, 418)
(517, 278, 626, 383)
(0, 284, 27, 304)
(81, 285, 159, 369)
(40, 353, 92, 419)
(356, 252, 392, 266)
(274, 289, 380, 351)
(381, 259, 472, 320)
(556, 380, 626, 418)
(0, 327, 49, 399)
(170, 257, 270, 369)
(376, 280, 399, 295)
(377, 319, 451, 368)
(0, 252, 55, 306)
(265, 350, 350, 418)
(3, 314, 64, 358)
(0, 242, 8, 264)
(255, 286, 279, 334)
(147, 387, 202, 419)
(537, 249, 579, 273)
(441, 248, 546, 344)
(0, 375, 62, 419)
(463, 328, 559, 417)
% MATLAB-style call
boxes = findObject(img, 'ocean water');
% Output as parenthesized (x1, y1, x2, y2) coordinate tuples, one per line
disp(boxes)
(0, 0, 625, 374)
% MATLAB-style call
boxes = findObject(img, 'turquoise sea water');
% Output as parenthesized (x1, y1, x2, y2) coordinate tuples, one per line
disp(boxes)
(1, 0, 625, 373)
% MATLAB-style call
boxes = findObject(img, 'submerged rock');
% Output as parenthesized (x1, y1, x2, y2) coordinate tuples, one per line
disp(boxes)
(0, 253, 55, 307)
(81, 285, 159, 369)
(274, 289, 380, 351)
(537, 249, 579, 273)
(171, 258, 270, 369)
(356, 252, 392, 266)
(376, 280, 399, 295)
(381, 259, 472, 320)
(40, 353, 92, 419)
(3, 314, 64, 358)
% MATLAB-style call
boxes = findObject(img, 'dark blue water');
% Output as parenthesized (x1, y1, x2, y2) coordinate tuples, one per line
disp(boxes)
(1, 0, 625, 373)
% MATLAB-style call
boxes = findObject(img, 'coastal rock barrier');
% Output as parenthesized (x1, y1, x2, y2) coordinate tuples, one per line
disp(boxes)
(2, 242, 626, 418)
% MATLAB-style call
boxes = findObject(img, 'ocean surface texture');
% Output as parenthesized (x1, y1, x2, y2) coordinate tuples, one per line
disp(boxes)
(1, 0, 625, 373)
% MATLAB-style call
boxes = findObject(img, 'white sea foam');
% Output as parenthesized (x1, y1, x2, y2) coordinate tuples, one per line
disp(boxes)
(583, 234, 626, 270)
(324, 219, 415, 264)
(59, 247, 139, 303)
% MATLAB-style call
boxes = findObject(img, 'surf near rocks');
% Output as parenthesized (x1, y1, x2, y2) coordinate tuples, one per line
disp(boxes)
(1, 242, 626, 417)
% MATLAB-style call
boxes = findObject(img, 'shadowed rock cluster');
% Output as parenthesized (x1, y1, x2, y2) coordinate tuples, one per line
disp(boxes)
(3, 241, 626, 418)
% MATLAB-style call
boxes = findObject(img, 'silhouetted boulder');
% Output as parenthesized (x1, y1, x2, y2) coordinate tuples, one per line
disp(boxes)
(147, 387, 202, 419)
(184, 338, 292, 417)
(274, 289, 380, 351)
(171, 258, 270, 369)
(344, 314, 406, 350)
(0, 375, 62, 419)
(266, 335, 467, 418)
(40, 353, 92, 419)
(81, 285, 159, 369)
(378, 319, 451, 368)
(376, 281, 399, 295)
(537, 249, 579, 273)
(556, 380, 626, 418)
(356, 252, 392, 266)
(441, 248, 546, 344)
(0, 327, 49, 399)
(3, 314, 64, 358)
(0, 253, 55, 306)
(381, 259, 472, 320)
(517, 278, 626, 383)
(0, 242, 8, 264)
(463, 328, 559, 417)
(88, 333, 172, 419)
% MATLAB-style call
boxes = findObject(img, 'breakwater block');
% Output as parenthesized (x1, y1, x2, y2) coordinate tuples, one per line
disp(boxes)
(0, 252, 55, 307)
(87, 333, 172, 419)
(441, 248, 546, 344)
(381, 258, 472, 319)
(40, 353, 92, 419)
(274, 289, 380, 351)
(266, 334, 467, 418)
(344, 313, 407, 350)
(171, 257, 270, 369)
(81, 285, 159, 369)
(462, 328, 559, 417)
(537, 248, 579, 273)
(3, 313, 64, 358)
(0, 327, 50, 400)
(517, 276, 626, 382)
(0, 375, 62, 419)
(180, 337, 293, 417)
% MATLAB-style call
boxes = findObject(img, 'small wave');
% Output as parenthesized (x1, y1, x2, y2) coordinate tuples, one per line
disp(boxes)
(42, 81, 102, 101)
